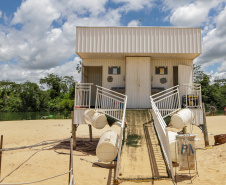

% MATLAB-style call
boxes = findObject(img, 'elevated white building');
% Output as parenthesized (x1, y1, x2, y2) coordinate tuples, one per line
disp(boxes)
(75, 27, 202, 108)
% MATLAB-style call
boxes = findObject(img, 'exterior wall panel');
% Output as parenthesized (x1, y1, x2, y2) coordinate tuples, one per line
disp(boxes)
(82, 58, 193, 91)
(82, 58, 125, 89)
(76, 27, 202, 55)
(151, 59, 193, 89)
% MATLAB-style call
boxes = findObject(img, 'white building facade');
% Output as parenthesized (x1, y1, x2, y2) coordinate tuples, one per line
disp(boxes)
(75, 27, 202, 108)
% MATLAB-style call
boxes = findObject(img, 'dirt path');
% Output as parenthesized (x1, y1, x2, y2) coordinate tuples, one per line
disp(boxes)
(118, 110, 168, 181)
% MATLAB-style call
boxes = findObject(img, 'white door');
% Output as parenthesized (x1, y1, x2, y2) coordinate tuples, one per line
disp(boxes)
(126, 57, 151, 108)
(178, 65, 193, 85)
(178, 65, 193, 100)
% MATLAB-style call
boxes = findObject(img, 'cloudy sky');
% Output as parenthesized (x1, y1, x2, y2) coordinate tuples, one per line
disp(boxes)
(0, 0, 226, 83)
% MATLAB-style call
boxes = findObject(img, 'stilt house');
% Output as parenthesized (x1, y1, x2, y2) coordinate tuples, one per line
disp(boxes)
(75, 27, 202, 108)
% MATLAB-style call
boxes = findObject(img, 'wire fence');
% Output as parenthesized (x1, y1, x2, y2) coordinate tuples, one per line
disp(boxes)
(0, 138, 74, 185)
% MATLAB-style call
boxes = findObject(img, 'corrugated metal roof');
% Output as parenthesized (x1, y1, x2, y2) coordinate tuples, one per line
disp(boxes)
(76, 27, 202, 59)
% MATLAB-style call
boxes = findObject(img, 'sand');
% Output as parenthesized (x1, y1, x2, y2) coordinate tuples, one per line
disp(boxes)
(0, 116, 226, 185)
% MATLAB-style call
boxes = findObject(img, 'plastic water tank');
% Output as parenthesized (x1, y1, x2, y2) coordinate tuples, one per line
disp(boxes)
(91, 112, 107, 129)
(168, 131, 178, 162)
(170, 109, 194, 129)
(83, 109, 96, 125)
(96, 130, 119, 162)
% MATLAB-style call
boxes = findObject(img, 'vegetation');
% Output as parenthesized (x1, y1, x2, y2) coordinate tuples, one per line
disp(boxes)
(194, 64, 226, 111)
(0, 65, 226, 113)
(0, 73, 76, 112)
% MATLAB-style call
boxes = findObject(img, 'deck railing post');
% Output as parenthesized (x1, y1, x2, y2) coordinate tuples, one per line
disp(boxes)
(0, 135, 3, 179)
(71, 111, 76, 150)
(202, 103, 209, 147)
(88, 124, 92, 142)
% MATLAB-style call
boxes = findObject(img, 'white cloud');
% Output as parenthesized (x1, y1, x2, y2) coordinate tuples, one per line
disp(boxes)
(112, 0, 154, 11)
(216, 6, 226, 37)
(209, 71, 226, 83)
(0, 0, 126, 83)
(196, 6, 226, 68)
(44, 57, 82, 82)
(161, 0, 192, 11)
(0, 56, 81, 83)
(127, 20, 140, 26)
(1, 0, 225, 84)
(170, 1, 219, 27)
(0, 0, 123, 74)
(51, 0, 107, 17)
(164, 0, 226, 78)
(12, 0, 60, 34)
(218, 62, 226, 73)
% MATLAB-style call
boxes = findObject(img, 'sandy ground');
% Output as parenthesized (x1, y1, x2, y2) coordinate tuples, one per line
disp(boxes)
(0, 116, 226, 185)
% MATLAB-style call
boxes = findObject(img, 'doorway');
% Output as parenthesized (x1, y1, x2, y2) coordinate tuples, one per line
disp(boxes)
(173, 66, 178, 86)
(126, 57, 151, 108)
(83, 66, 102, 106)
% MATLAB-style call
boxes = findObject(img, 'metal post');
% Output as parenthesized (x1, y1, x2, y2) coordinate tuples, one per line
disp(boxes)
(74, 84, 77, 107)
(68, 138, 72, 184)
(69, 137, 74, 185)
(89, 84, 91, 109)
(70, 138, 74, 185)
(183, 126, 187, 134)
(88, 124, 92, 142)
(71, 111, 76, 150)
(0, 135, 3, 179)
(95, 86, 99, 110)
(202, 103, 209, 146)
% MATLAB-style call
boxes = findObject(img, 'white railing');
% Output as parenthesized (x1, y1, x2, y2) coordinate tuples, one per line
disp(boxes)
(95, 85, 127, 180)
(95, 86, 127, 125)
(150, 97, 174, 181)
(180, 84, 203, 125)
(74, 83, 93, 108)
(151, 85, 181, 118)
(185, 84, 202, 109)
(191, 108, 204, 125)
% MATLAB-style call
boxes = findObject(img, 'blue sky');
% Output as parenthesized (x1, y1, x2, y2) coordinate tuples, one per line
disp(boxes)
(0, 0, 226, 83)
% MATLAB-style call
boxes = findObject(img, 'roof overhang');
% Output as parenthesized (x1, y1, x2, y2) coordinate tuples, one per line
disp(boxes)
(76, 52, 201, 60)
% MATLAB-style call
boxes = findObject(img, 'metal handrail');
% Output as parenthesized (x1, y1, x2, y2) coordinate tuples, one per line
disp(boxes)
(95, 86, 127, 122)
(74, 83, 93, 108)
(94, 85, 127, 181)
(151, 85, 181, 118)
(151, 85, 179, 99)
(150, 97, 174, 181)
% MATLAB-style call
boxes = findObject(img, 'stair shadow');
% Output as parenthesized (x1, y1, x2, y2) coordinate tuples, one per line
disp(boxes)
(143, 121, 169, 179)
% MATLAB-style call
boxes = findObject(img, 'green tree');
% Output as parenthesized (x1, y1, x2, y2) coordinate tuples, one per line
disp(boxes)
(20, 81, 42, 111)
(0, 74, 76, 112)
(40, 73, 62, 99)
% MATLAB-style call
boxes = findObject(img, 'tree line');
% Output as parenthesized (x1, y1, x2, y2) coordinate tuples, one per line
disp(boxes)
(194, 64, 226, 111)
(0, 65, 226, 112)
(0, 74, 75, 112)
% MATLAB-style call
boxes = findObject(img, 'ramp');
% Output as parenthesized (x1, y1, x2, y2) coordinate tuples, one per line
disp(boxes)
(118, 110, 168, 181)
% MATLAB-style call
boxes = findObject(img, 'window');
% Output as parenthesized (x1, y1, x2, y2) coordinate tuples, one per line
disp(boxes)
(108, 66, 120, 74)
(155, 66, 168, 74)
